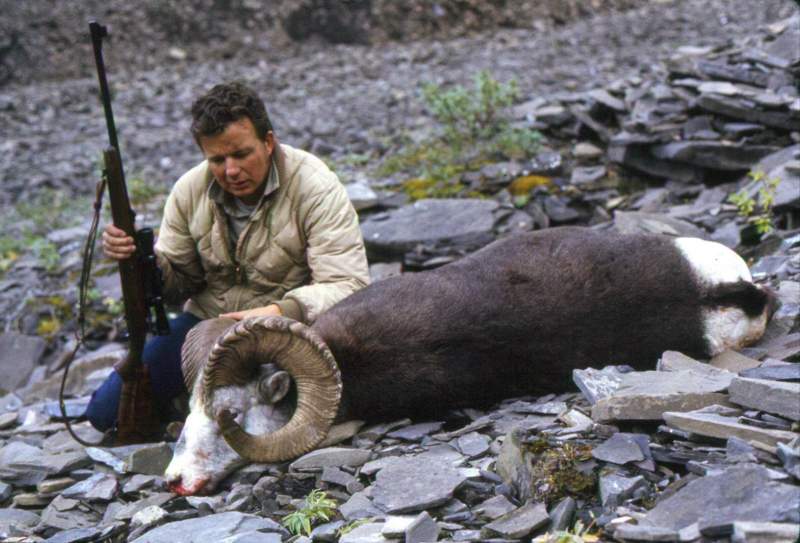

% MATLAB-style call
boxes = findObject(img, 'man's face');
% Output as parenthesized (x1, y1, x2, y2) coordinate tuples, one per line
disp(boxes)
(199, 117, 274, 204)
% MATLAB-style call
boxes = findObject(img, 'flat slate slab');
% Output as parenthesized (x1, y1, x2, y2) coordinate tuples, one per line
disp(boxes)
(663, 409, 797, 448)
(0, 332, 46, 393)
(339, 491, 384, 521)
(651, 141, 780, 170)
(592, 433, 647, 465)
(290, 447, 371, 471)
(740, 363, 800, 382)
(572, 366, 627, 405)
(613, 524, 679, 542)
(611, 211, 708, 239)
(599, 473, 647, 508)
(709, 350, 762, 373)
(731, 521, 800, 542)
(130, 512, 285, 543)
(61, 473, 118, 502)
(728, 377, 800, 421)
(372, 455, 468, 514)
(339, 522, 387, 543)
(474, 495, 517, 520)
(386, 421, 444, 441)
(41, 495, 97, 531)
(642, 465, 800, 531)
(360, 198, 498, 257)
(481, 502, 550, 539)
(405, 511, 440, 543)
(591, 370, 732, 421)
(0, 508, 41, 532)
(658, 351, 733, 380)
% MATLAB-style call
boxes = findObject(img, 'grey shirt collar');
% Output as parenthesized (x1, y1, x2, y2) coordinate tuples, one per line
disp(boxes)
(208, 161, 280, 248)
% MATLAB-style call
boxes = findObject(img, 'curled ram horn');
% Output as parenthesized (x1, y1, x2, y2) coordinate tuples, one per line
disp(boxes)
(188, 316, 342, 462)
(181, 317, 238, 392)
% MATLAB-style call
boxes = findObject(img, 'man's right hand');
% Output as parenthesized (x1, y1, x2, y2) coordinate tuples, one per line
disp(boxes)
(102, 224, 136, 261)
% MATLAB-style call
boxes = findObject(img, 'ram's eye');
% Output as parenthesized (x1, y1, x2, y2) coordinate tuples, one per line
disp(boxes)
(218, 408, 241, 422)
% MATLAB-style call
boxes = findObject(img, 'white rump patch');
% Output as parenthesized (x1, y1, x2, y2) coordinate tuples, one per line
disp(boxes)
(674, 237, 752, 285)
(674, 237, 766, 355)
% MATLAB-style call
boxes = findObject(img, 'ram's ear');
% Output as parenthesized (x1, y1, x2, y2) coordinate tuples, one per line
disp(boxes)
(257, 368, 291, 405)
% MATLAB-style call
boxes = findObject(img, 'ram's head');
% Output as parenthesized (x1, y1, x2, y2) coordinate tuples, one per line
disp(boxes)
(164, 316, 341, 495)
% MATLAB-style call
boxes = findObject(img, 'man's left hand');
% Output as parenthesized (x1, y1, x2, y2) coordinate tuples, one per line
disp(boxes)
(219, 304, 282, 321)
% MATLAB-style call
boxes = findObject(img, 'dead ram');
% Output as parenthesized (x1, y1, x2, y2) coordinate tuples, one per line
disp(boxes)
(164, 226, 774, 495)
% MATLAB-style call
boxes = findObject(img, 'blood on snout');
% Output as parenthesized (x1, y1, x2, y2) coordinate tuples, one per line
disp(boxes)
(167, 475, 210, 496)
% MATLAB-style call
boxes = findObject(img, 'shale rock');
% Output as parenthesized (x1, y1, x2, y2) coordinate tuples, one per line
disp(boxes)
(663, 408, 797, 448)
(592, 433, 648, 465)
(0, 332, 46, 393)
(290, 447, 372, 471)
(129, 512, 287, 543)
(372, 453, 468, 514)
(481, 502, 550, 539)
(0, 3, 799, 542)
(591, 370, 733, 421)
(728, 377, 800, 421)
(360, 199, 498, 259)
(642, 465, 800, 531)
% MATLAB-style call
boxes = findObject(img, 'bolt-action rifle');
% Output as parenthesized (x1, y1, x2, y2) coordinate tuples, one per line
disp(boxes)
(89, 20, 170, 444)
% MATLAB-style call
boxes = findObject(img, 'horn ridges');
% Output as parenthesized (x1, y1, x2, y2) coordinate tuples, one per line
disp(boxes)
(201, 316, 342, 462)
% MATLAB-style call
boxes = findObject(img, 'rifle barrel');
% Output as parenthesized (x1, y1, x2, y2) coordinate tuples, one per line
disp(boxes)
(89, 21, 121, 155)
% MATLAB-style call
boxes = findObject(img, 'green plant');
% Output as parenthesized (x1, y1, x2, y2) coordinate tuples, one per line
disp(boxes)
(528, 441, 596, 504)
(30, 238, 61, 273)
(492, 126, 543, 160)
(533, 518, 598, 543)
(128, 176, 168, 207)
(31, 295, 73, 341)
(282, 489, 338, 536)
(0, 188, 93, 278)
(422, 70, 518, 152)
(0, 237, 22, 272)
(102, 296, 124, 317)
(729, 170, 781, 235)
(377, 71, 541, 200)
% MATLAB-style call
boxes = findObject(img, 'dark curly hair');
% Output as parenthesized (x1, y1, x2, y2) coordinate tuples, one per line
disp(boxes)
(190, 82, 273, 143)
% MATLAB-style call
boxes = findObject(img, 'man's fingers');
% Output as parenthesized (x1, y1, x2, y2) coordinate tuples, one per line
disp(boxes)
(102, 228, 136, 260)
(105, 224, 128, 237)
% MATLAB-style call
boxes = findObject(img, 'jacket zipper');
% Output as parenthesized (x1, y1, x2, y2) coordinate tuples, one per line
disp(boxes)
(213, 204, 240, 280)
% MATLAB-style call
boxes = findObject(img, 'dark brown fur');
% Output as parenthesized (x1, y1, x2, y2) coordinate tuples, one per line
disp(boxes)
(312, 227, 764, 421)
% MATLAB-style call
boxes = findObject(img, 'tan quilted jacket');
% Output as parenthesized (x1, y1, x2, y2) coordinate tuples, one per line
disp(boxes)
(154, 143, 370, 324)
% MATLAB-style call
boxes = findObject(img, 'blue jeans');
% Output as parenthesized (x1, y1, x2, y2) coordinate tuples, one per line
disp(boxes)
(84, 312, 202, 431)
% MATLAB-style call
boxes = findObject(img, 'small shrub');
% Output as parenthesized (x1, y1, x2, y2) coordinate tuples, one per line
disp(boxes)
(282, 489, 338, 536)
(0, 237, 21, 272)
(30, 238, 61, 273)
(528, 441, 596, 504)
(0, 188, 90, 278)
(102, 296, 124, 318)
(492, 125, 543, 160)
(31, 295, 73, 341)
(422, 70, 518, 152)
(729, 170, 781, 235)
(532, 518, 599, 543)
(128, 176, 168, 208)
(378, 71, 542, 200)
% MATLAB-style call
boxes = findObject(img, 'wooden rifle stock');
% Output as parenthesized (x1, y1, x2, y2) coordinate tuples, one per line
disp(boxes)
(103, 149, 160, 444)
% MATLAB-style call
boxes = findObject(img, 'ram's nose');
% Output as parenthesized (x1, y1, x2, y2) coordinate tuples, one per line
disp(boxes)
(166, 475, 209, 496)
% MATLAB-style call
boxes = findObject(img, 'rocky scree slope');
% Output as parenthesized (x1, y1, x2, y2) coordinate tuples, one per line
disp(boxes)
(0, 1, 798, 542)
